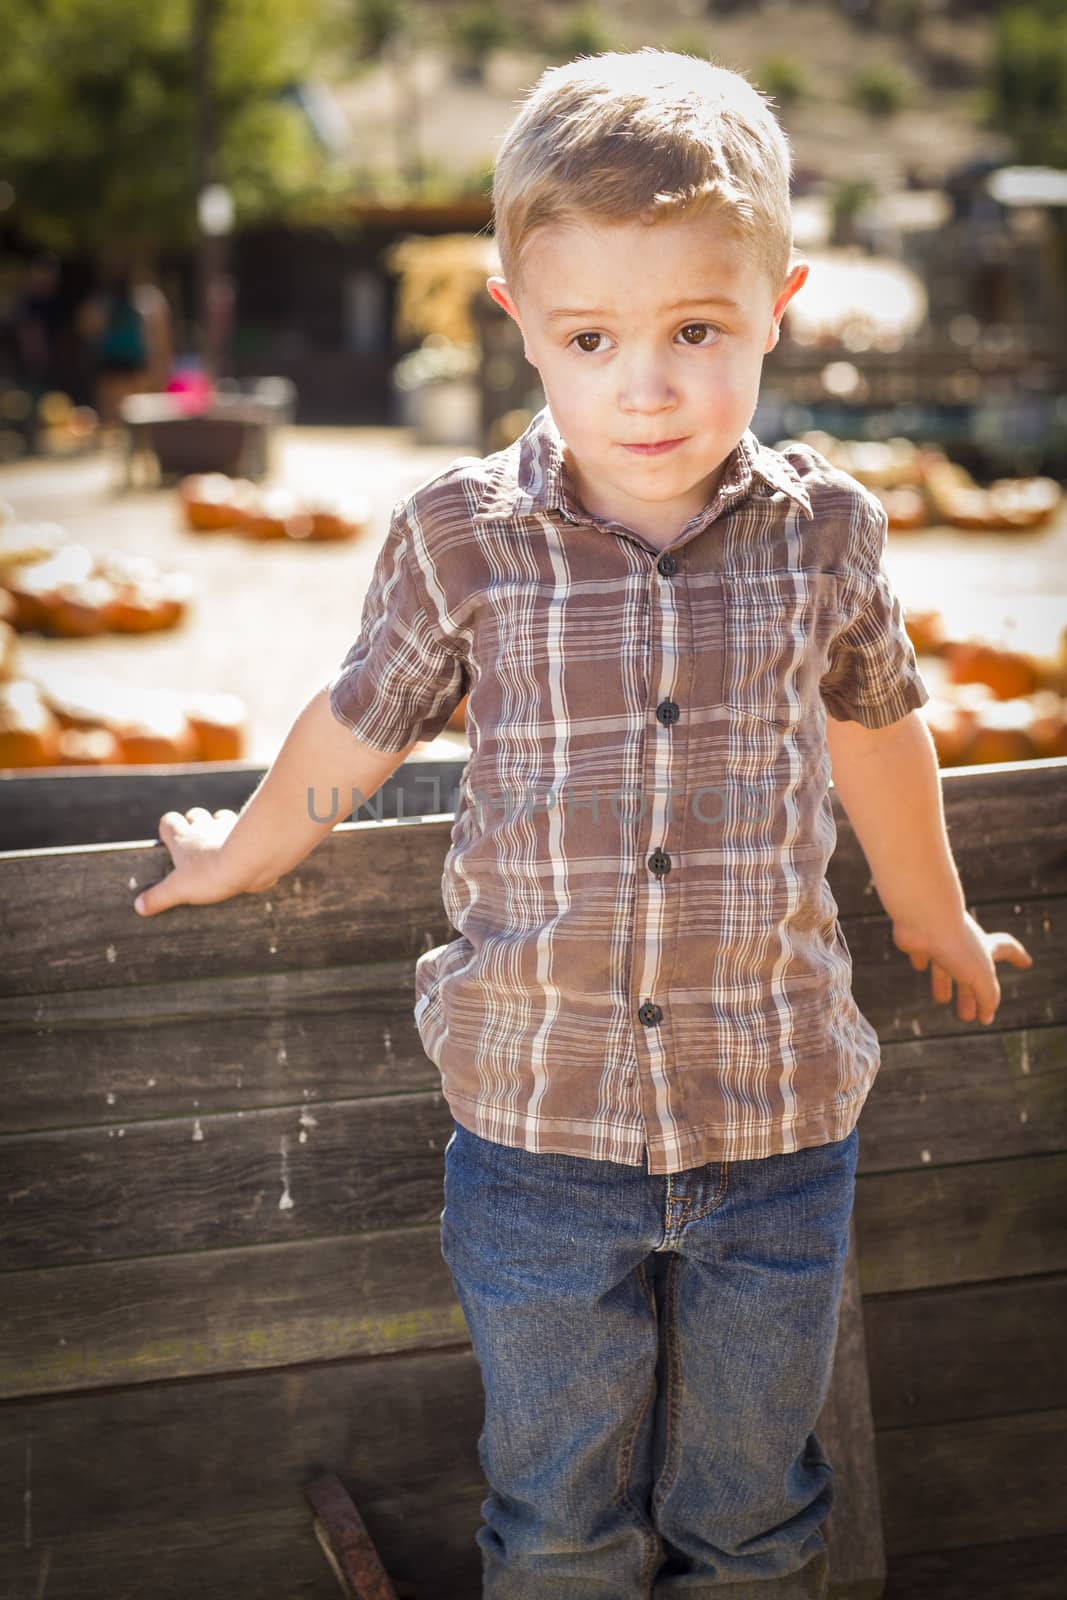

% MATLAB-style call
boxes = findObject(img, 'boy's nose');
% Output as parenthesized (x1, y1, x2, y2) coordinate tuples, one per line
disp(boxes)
(617, 357, 677, 414)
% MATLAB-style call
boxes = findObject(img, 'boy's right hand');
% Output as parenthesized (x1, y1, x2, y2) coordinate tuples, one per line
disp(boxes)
(133, 807, 246, 917)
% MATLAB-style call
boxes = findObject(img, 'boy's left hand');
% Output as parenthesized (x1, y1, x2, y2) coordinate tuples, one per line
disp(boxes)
(891, 910, 1033, 1026)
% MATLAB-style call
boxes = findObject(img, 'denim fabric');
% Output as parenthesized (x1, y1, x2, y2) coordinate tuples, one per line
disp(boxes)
(439, 1119, 860, 1598)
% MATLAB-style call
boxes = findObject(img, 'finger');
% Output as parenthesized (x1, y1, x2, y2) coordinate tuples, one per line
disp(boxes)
(183, 807, 213, 824)
(978, 978, 1001, 1025)
(990, 934, 1035, 969)
(159, 810, 190, 835)
(955, 985, 977, 1024)
(133, 870, 178, 918)
(930, 960, 954, 1007)
(909, 950, 930, 972)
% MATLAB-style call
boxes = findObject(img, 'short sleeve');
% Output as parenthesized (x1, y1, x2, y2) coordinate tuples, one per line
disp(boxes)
(327, 498, 467, 752)
(820, 504, 932, 729)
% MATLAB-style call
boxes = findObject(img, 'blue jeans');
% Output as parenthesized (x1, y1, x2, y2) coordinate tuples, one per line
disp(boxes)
(440, 1119, 860, 1598)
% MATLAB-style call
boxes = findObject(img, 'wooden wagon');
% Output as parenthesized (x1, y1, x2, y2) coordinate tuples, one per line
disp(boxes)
(1, 753, 1063, 1598)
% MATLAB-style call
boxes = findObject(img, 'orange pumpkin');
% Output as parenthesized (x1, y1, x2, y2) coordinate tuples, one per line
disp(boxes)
(942, 641, 1039, 700)
(0, 680, 62, 767)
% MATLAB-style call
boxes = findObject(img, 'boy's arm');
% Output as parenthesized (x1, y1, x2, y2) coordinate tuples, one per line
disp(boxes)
(825, 708, 1032, 1024)
(133, 686, 419, 917)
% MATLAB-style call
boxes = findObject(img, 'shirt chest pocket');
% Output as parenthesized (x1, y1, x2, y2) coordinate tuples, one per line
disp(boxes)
(721, 571, 844, 729)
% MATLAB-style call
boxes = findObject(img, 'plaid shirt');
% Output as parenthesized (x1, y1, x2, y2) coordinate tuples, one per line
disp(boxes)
(328, 406, 930, 1172)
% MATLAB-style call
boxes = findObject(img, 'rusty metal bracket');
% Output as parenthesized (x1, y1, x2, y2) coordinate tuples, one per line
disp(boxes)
(304, 1472, 400, 1600)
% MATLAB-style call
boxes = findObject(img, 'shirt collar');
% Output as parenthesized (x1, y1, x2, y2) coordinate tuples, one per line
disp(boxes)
(474, 405, 814, 526)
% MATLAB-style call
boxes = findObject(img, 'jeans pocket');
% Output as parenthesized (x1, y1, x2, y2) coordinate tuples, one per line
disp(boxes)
(439, 1124, 460, 1234)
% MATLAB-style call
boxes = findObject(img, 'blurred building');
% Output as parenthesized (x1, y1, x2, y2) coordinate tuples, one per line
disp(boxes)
(751, 160, 1067, 474)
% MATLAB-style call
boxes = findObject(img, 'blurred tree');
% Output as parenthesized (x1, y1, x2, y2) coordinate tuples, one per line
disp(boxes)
(850, 62, 913, 117)
(350, 0, 410, 60)
(336, 0, 423, 182)
(885, 0, 924, 28)
(829, 176, 878, 246)
(988, 0, 1067, 167)
(448, 2, 516, 80)
(666, 33, 714, 62)
(544, 5, 615, 63)
(757, 55, 809, 109)
(0, 0, 330, 261)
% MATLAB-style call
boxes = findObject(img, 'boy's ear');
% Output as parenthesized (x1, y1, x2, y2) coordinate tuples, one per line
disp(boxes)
(766, 260, 809, 353)
(486, 276, 536, 367)
(486, 276, 520, 321)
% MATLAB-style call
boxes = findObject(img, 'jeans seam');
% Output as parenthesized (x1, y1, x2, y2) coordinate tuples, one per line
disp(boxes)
(651, 1253, 683, 1527)
(686, 1159, 730, 1224)
(608, 1260, 663, 1592)
(663, 1194, 687, 1249)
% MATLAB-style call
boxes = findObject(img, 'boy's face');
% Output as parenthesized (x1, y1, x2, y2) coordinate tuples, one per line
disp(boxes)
(487, 210, 808, 542)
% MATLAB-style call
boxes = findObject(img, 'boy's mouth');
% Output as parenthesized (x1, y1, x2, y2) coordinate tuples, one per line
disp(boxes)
(620, 438, 687, 456)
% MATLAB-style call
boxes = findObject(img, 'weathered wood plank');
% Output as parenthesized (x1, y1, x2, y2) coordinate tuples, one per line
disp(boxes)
(4, 1085, 1064, 1277)
(864, 1275, 1067, 1429)
(853, 1023, 1067, 1171)
(853, 1152, 1067, 1296)
(0, 818, 458, 997)
(877, 1409, 1067, 1555)
(825, 754, 1051, 911)
(0, 1224, 468, 1401)
(2, 756, 1064, 894)
(0, 1272, 880, 1599)
(0, 961, 437, 1134)
(847, 900, 1060, 1043)
(0, 1346, 488, 1600)
(1, 1090, 455, 1271)
(0, 834, 1055, 1055)
(0, 756, 1062, 1593)
(3, 913, 1062, 1142)
(1, 760, 1064, 999)
(0, 757, 469, 851)
(4, 1222, 1063, 1418)
(884, 1532, 1067, 1600)
(2, 1512, 379, 1600)
(821, 1218, 886, 1600)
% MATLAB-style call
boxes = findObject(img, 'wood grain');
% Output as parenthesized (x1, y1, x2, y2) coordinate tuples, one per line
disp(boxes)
(0, 754, 1063, 1598)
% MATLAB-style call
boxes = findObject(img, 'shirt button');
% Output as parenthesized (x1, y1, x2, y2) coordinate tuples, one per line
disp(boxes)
(656, 699, 680, 726)
(657, 552, 677, 577)
(648, 848, 671, 876)
(638, 1000, 663, 1026)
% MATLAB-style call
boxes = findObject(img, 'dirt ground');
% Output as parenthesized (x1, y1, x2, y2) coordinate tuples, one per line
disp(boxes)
(2, 425, 1066, 768)
(0, 428, 471, 767)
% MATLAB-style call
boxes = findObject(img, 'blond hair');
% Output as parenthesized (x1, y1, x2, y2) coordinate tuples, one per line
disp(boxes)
(491, 48, 795, 300)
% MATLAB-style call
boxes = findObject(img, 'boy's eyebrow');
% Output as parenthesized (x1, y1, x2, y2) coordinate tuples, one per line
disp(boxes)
(545, 295, 742, 322)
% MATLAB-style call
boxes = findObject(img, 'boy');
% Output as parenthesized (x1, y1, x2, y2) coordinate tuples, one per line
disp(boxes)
(134, 49, 1033, 1599)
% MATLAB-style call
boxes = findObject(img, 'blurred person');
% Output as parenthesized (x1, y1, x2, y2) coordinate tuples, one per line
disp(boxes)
(10, 251, 64, 411)
(80, 266, 173, 425)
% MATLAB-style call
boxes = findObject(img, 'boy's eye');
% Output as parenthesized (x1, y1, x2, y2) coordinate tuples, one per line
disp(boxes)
(679, 323, 718, 345)
(571, 331, 605, 353)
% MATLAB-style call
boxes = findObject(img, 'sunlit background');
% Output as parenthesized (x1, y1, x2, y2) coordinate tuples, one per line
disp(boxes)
(1, 0, 1065, 772)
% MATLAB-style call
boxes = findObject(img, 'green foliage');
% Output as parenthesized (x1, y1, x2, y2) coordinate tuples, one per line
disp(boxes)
(0, 0, 330, 257)
(885, 0, 924, 30)
(665, 33, 712, 63)
(454, 161, 496, 201)
(850, 62, 913, 118)
(757, 54, 808, 109)
(544, 5, 614, 64)
(349, 0, 411, 60)
(447, 2, 515, 66)
(829, 176, 877, 244)
(988, 2, 1067, 166)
